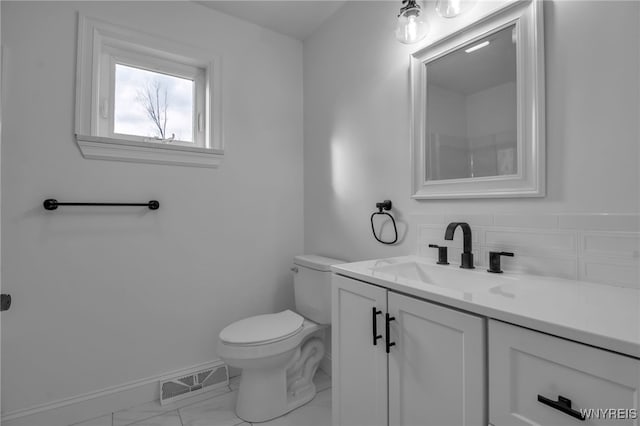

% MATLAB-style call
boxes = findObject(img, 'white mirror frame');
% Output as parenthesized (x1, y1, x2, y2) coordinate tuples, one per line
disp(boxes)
(410, 0, 545, 199)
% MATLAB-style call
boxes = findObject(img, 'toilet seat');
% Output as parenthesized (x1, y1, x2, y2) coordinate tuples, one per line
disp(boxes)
(219, 310, 304, 346)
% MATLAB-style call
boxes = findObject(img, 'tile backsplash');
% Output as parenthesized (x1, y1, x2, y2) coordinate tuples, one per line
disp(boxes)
(413, 214, 639, 289)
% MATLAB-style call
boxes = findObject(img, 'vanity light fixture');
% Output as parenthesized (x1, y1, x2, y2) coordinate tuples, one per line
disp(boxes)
(395, 0, 428, 44)
(436, 0, 474, 18)
(436, 0, 461, 18)
(464, 40, 490, 53)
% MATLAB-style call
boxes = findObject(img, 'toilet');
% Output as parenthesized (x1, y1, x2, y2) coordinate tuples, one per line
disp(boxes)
(217, 255, 343, 423)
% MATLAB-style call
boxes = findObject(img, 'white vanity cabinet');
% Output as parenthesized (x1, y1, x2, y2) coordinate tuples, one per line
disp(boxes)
(332, 256, 640, 426)
(331, 274, 388, 426)
(332, 274, 486, 426)
(489, 320, 640, 426)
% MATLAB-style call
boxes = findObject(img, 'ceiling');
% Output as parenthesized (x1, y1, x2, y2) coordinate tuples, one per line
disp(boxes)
(196, 1, 347, 41)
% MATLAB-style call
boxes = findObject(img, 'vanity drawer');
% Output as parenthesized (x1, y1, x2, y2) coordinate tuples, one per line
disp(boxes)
(489, 320, 640, 426)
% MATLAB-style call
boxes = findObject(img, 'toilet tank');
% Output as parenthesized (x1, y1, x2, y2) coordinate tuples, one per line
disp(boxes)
(293, 255, 344, 324)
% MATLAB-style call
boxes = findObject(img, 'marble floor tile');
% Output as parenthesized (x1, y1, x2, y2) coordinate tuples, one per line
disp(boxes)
(82, 369, 331, 426)
(113, 401, 170, 426)
(72, 414, 113, 426)
(259, 389, 332, 426)
(114, 386, 232, 426)
(128, 411, 181, 426)
(179, 390, 243, 426)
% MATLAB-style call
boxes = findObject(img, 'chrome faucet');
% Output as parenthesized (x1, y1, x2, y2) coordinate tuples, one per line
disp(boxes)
(444, 222, 474, 269)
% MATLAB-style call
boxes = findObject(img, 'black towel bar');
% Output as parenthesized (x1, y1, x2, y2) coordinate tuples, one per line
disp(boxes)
(43, 199, 159, 211)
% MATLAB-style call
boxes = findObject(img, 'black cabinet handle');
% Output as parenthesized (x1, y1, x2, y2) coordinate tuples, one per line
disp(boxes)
(537, 395, 585, 421)
(385, 313, 396, 353)
(372, 307, 383, 346)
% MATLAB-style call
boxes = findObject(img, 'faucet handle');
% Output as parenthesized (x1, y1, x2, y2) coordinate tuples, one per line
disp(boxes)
(487, 251, 514, 274)
(428, 244, 449, 265)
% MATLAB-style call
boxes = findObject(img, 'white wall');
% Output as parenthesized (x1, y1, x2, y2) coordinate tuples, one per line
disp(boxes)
(1, 0, 303, 416)
(303, 0, 639, 261)
(427, 84, 467, 139)
(466, 81, 516, 141)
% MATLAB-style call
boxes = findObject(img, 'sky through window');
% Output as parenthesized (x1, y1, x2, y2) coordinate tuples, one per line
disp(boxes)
(114, 64, 194, 142)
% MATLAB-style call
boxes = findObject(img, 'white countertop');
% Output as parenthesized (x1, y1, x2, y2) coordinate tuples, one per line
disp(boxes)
(332, 256, 640, 359)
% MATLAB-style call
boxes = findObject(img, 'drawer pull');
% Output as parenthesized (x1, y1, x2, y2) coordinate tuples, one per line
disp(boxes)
(372, 307, 383, 346)
(537, 395, 585, 421)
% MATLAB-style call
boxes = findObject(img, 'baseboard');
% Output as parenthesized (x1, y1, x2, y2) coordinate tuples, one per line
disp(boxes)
(319, 353, 332, 377)
(2, 359, 224, 426)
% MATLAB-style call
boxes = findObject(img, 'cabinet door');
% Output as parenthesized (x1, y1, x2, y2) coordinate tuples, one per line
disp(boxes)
(388, 292, 486, 426)
(332, 274, 388, 426)
(489, 319, 640, 426)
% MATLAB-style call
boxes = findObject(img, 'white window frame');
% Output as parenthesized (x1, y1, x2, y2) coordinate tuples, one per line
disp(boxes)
(104, 48, 205, 147)
(75, 15, 223, 168)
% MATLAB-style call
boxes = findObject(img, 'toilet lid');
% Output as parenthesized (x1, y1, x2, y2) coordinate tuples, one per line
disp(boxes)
(219, 310, 304, 345)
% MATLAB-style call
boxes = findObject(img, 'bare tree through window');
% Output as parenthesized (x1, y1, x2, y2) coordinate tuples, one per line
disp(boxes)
(114, 64, 193, 142)
(136, 79, 174, 141)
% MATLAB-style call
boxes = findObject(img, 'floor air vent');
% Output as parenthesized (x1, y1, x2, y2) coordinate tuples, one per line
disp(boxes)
(160, 363, 229, 405)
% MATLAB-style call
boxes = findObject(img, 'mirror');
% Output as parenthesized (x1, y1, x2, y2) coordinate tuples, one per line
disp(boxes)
(427, 25, 517, 180)
(411, 0, 545, 199)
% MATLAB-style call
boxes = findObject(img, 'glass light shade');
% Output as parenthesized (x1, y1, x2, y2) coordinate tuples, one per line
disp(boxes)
(395, 6, 428, 44)
(435, 0, 465, 18)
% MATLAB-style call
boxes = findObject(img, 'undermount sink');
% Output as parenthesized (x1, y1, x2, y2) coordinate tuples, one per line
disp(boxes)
(370, 259, 507, 293)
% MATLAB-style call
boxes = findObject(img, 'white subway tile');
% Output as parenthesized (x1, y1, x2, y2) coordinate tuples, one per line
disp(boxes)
(415, 214, 640, 289)
(446, 214, 494, 227)
(408, 213, 446, 226)
(493, 214, 558, 229)
(496, 251, 578, 280)
(558, 214, 640, 232)
(485, 229, 577, 253)
(418, 225, 445, 238)
(579, 259, 640, 289)
(580, 232, 640, 259)
(417, 224, 482, 249)
(417, 225, 448, 247)
(417, 244, 439, 260)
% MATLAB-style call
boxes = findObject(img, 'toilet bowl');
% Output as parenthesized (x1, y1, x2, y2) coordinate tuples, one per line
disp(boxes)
(218, 311, 324, 422)
(217, 255, 343, 423)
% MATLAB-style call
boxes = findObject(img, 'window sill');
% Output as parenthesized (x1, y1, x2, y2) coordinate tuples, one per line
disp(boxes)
(76, 135, 224, 168)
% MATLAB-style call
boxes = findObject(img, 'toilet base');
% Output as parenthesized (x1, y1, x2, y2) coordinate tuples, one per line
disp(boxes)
(235, 337, 324, 423)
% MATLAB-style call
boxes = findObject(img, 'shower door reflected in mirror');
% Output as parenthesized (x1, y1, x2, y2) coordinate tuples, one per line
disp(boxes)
(427, 25, 517, 181)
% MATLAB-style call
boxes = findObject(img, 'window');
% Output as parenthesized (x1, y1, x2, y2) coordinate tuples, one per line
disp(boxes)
(75, 15, 223, 167)
(113, 64, 195, 144)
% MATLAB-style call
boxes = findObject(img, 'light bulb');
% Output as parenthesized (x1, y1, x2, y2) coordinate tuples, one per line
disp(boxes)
(395, 5, 428, 44)
(464, 40, 490, 53)
(436, 0, 472, 18)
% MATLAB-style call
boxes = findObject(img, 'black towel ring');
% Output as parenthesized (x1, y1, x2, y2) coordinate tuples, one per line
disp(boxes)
(370, 200, 398, 245)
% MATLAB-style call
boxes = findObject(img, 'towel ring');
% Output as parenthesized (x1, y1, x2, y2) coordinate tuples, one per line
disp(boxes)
(370, 200, 398, 245)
